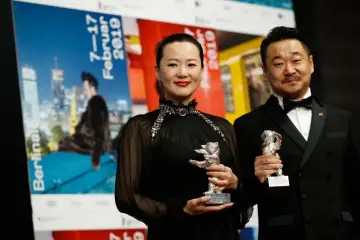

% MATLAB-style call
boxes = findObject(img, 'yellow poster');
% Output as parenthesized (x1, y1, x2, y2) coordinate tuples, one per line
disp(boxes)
(219, 37, 272, 123)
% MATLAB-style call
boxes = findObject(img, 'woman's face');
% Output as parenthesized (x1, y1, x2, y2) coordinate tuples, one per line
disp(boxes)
(156, 41, 203, 104)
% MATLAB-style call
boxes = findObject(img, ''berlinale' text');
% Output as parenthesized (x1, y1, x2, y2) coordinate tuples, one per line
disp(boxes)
(30, 128, 45, 191)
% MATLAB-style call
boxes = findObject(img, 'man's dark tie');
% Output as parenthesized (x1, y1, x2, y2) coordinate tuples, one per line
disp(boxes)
(283, 96, 313, 113)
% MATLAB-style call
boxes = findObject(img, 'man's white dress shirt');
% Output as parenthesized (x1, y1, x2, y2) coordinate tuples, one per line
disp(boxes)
(273, 88, 313, 141)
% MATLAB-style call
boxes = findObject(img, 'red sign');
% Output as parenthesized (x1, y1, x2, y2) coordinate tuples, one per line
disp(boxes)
(183, 26, 225, 118)
(137, 19, 225, 117)
(53, 229, 147, 240)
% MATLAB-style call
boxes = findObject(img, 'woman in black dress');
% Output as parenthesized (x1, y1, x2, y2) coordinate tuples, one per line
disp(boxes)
(115, 33, 252, 240)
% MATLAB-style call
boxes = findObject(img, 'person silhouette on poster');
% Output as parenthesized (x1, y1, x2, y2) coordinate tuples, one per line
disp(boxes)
(58, 72, 111, 170)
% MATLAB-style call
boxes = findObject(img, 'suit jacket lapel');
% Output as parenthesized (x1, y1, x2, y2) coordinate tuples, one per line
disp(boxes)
(300, 99, 327, 168)
(265, 96, 307, 150)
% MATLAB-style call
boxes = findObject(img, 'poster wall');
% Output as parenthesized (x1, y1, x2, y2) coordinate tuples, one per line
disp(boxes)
(12, 0, 295, 239)
(13, 0, 132, 218)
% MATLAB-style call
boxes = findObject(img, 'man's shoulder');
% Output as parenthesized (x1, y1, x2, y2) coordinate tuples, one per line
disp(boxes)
(234, 105, 267, 126)
(91, 95, 105, 101)
(89, 95, 107, 105)
(317, 98, 350, 118)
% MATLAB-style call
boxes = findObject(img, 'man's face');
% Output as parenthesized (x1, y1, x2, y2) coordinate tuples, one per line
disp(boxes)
(83, 80, 96, 99)
(263, 39, 314, 100)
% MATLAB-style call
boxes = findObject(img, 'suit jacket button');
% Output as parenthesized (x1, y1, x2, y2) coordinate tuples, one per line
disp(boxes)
(298, 172, 302, 177)
(301, 193, 308, 199)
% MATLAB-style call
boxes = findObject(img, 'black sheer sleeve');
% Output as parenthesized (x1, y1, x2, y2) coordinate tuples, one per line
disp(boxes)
(216, 117, 254, 229)
(114, 114, 188, 226)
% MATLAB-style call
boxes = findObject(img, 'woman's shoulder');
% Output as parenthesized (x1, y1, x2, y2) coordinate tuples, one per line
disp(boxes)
(123, 110, 160, 131)
(201, 112, 233, 128)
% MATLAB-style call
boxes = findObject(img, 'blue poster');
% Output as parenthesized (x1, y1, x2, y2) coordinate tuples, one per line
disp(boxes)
(13, 2, 131, 195)
(230, 0, 292, 10)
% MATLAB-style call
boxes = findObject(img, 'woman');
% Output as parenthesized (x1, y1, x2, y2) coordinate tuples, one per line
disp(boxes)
(115, 33, 252, 239)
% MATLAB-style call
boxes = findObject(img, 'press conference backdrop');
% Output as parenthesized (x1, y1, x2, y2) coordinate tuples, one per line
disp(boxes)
(11, 0, 295, 239)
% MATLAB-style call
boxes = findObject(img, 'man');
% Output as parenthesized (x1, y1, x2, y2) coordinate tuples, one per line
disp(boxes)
(234, 26, 360, 240)
(59, 72, 111, 170)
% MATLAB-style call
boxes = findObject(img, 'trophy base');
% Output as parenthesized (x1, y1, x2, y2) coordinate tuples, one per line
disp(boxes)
(204, 192, 231, 205)
(268, 175, 290, 187)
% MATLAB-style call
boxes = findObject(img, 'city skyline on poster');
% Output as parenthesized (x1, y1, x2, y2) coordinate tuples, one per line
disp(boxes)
(14, 3, 131, 136)
(13, 1, 132, 195)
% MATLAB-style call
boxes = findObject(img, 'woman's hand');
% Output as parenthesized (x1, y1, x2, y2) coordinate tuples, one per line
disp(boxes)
(206, 164, 238, 191)
(183, 196, 233, 216)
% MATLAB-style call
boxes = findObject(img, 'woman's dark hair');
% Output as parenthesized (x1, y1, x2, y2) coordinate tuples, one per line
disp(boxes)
(155, 33, 204, 68)
(155, 79, 165, 98)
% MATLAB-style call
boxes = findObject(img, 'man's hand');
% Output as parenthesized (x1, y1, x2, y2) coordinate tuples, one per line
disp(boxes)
(254, 153, 283, 183)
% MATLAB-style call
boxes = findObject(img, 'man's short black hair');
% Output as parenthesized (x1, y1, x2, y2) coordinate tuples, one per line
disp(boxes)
(260, 26, 311, 67)
(81, 72, 99, 90)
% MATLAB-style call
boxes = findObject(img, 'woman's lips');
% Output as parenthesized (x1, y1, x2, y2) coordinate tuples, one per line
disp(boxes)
(174, 81, 190, 87)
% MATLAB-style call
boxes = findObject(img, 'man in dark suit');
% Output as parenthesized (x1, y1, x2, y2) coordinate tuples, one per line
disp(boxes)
(234, 26, 360, 240)
(59, 72, 111, 170)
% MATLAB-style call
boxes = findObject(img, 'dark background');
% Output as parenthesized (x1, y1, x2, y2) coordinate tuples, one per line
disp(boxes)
(293, 0, 360, 141)
(6, 0, 35, 239)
